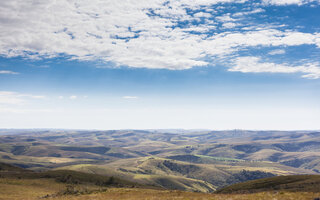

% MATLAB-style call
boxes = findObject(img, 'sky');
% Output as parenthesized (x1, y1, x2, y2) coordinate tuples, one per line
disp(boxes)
(0, 0, 319, 130)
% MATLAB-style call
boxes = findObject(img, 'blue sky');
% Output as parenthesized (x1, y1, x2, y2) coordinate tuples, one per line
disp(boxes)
(0, 0, 319, 129)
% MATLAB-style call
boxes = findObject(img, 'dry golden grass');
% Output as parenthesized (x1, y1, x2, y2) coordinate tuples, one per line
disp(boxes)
(0, 179, 319, 200)
(0, 178, 64, 200)
(51, 188, 320, 200)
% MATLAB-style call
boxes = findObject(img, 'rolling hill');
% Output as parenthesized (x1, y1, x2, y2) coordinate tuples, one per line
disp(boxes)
(0, 129, 320, 193)
(216, 175, 320, 194)
(0, 163, 319, 200)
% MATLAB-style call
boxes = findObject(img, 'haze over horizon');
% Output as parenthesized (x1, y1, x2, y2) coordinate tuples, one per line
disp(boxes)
(0, 0, 319, 130)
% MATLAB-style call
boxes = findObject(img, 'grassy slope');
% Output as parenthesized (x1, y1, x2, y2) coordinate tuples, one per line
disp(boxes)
(1, 163, 320, 200)
(0, 162, 29, 172)
(56, 158, 218, 193)
(0, 162, 156, 190)
(56, 155, 314, 191)
(0, 179, 320, 200)
(0, 178, 65, 200)
(216, 175, 320, 194)
(47, 189, 320, 200)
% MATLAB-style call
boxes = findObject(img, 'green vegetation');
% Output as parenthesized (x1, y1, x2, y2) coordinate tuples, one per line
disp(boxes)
(196, 154, 245, 162)
(225, 170, 275, 185)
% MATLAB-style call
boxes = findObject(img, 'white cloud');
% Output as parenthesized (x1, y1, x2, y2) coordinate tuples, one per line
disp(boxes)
(0, 0, 319, 71)
(0, 91, 25, 105)
(0, 91, 55, 115)
(182, 25, 215, 33)
(0, 91, 45, 105)
(233, 8, 265, 17)
(216, 14, 237, 22)
(193, 12, 212, 18)
(268, 49, 286, 55)
(61, 95, 86, 100)
(0, 70, 19, 74)
(229, 57, 320, 79)
(26, 95, 45, 99)
(262, 0, 319, 5)
(222, 22, 239, 28)
(123, 96, 138, 99)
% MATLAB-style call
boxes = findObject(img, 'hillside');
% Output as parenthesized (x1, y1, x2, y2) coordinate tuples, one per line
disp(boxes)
(0, 129, 320, 192)
(0, 162, 29, 172)
(1, 163, 320, 200)
(0, 176, 320, 200)
(0, 162, 155, 189)
(216, 175, 320, 194)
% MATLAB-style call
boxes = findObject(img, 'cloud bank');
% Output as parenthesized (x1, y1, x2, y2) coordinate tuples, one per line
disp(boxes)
(0, 0, 319, 77)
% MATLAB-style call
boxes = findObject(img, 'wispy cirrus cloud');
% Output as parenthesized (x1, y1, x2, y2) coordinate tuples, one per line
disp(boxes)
(0, 91, 45, 105)
(0, 70, 19, 74)
(268, 49, 286, 55)
(123, 96, 139, 99)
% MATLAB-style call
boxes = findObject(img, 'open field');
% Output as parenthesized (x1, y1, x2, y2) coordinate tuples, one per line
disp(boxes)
(0, 179, 320, 200)
(51, 189, 320, 200)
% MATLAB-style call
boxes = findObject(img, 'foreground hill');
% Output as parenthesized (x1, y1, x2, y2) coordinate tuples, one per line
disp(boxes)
(1, 163, 320, 200)
(57, 157, 290, 192)
(0, 162, 29, 172)
(0, 177, 320, 200)
(0, 163, 156, 188)
(216, 175, 320, 194)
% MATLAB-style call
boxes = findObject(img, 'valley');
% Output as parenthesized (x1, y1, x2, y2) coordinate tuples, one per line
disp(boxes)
(1, 129, 320, 194)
